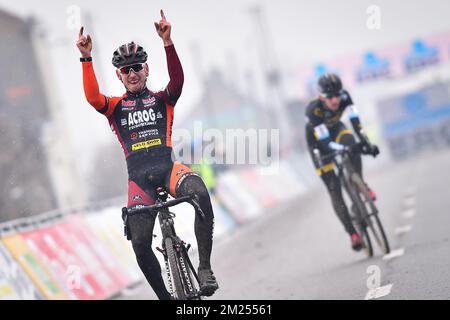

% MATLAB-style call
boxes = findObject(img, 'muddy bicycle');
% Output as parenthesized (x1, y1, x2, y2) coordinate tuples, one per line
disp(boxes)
(122, 187, 205, 299)
(314, 142, 390, 257)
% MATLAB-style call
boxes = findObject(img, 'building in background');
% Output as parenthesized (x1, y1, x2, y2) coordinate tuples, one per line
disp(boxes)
(378, 81, 450, 160)
(0, 9, 86, 222)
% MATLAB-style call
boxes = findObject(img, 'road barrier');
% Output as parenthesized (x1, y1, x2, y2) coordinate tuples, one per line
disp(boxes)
(0, 209, 140, 300)
(0, 156, 312, 299)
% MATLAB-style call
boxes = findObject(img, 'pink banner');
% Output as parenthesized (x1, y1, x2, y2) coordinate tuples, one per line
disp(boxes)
(294, 30, 450, 98)
(53, 219, 120, 299)
(22, 222, 108, 300)
(63, 215, 131, 293)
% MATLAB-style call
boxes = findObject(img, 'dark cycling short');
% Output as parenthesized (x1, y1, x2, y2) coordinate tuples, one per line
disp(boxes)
(127, 153, 199, 207)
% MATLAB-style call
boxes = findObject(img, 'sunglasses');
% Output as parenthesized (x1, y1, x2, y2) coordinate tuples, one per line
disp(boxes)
(119, 63, 145, 75)
(321, 92, 342, 99)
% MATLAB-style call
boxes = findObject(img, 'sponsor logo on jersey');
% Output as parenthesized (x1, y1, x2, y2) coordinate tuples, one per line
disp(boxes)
(314, 124, 330, 140)
(132, 195, 142, 201)
(176, 168, 185, 176)
(175, 172, 199, 191)
(121, 119, 127, 126)
(142, 97, 156, 105)
(122, 100, 136, 107)
(313, 107, 324, 118)
(128, 109, 156, 126)
(156, 111, 163, 119)
(133, 129, 159, 139)
(131, 139, 162, 151)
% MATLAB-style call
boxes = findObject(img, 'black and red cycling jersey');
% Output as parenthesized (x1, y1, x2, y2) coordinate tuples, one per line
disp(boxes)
(81, 44, 183, 171)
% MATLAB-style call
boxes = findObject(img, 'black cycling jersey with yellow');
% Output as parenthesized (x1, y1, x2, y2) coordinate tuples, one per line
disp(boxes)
(305, 90, 353, 127)
(305, 90, 363, 150)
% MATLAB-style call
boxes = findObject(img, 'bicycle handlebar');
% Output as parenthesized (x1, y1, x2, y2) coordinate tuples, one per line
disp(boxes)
(124, 194, 205, 219)
(314, 142, 364, 163)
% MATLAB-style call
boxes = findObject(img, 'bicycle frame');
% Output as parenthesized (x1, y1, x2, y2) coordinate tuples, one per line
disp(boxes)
(333, 150, 379, 220)
(331, 150, 367, 221)
(314, 144, 370, 234)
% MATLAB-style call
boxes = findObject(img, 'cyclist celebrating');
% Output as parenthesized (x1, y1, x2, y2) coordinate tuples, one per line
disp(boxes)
(76, 10, 218, 299)
(305, 73, 379, 251)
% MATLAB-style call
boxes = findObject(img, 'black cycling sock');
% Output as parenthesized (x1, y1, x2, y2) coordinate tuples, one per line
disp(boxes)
(177, 175, 214, 270)
(128, 213, 171, 300)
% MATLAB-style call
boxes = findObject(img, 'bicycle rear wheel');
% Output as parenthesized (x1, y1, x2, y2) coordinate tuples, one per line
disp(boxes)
(165, 237, 186, 300)
(352, 173, 390, 255)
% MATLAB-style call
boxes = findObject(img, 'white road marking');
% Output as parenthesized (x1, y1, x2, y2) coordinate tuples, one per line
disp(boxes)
(395, 225, 413, 236)
(403, 197, 416, 208)
(365, 284, 393, 300)
(403, 209, 416, 219)
(383, 248, 405, 261)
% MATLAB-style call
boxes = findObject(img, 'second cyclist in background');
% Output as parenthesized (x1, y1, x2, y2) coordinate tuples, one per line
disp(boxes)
(304, 73, 380, 251)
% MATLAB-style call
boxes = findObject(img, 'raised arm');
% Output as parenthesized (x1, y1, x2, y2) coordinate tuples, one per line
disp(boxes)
(77, 27, 119, 116)
(81, 60, 108, 111)
(154, 10, 184, 105)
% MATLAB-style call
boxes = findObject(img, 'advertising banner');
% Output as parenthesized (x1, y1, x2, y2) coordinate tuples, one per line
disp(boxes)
(2, 234, 67, 299)
(378, 82, 450, 159)
(0, 241, 43, 300)
(216, 171, 263, 223)
(296, 31, 450, 99)
(240, 169, 278, 208)
(21, 222, 106, 300)
(63, 215, 129, 295)
(83, 209, 142, 284)
(210, 195, 237, 239)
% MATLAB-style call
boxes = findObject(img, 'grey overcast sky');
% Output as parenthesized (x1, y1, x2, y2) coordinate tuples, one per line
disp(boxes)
(1, 0, 450, 174)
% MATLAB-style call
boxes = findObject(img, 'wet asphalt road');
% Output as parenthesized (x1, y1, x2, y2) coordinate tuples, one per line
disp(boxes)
(116, 149, 450, 300)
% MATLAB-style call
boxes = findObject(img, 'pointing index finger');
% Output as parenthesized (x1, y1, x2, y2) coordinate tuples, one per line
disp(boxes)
(160, 9, 166, 21)
(79, 26, 84, 38)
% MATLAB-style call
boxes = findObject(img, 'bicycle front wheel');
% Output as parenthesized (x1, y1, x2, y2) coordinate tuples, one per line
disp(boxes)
(343, 175, 373, 257)
(165, 237, 187, 300)
(179, 246, 202, 300)
(352, 199, 373, 257)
